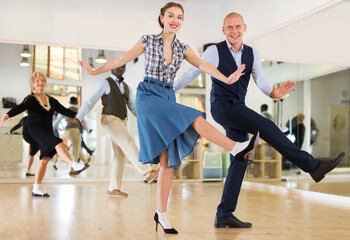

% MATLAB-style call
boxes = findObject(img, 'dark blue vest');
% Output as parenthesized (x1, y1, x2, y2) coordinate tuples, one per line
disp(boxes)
(210, 41, 254, 104)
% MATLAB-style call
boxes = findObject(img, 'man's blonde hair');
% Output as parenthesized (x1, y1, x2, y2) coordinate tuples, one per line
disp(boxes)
(223, 12, 244, 25)
(29, 71, 47, 89)
(297, 113, 305, 123)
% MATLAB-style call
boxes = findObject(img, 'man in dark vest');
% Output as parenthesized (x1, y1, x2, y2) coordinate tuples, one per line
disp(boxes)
(54, 97, 90, 167)
(77, 65, 159, 197)
(175, 12, 344, 228)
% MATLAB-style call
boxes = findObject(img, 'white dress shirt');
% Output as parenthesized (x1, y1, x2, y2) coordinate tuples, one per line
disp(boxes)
(53, 104, 90, 131)
(174, 40, 273, 98)
(76, 74, 137, 121)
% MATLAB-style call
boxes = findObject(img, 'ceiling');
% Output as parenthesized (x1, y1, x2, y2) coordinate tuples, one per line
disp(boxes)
(247, 0, 350, 66)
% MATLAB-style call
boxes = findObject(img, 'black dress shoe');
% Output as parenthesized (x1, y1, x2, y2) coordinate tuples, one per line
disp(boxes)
(26, 173, 35, 177)
(71, 164, 90, 175)
(310, 152, 345, 183)
(235, 132, 260, 162)
(32, 192, 50, 197)
(214, 214, 252, 228)
(88, 149, 95, 156)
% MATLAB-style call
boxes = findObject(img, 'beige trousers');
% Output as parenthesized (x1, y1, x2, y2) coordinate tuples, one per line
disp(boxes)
(101, 115, 152, 190)
(64, 128, 88, 163)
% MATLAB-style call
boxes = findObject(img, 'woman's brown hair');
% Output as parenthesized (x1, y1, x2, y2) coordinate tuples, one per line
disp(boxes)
(158, 2, 184, 28)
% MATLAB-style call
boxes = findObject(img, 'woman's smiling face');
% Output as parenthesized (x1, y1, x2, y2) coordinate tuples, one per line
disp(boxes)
(32, 76, 46, 93)
(160, 6, 184, 33)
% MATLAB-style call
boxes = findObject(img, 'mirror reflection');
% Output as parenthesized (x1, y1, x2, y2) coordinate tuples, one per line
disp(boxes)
(254, 61, 350, 197)
(0, 39, 349, 197)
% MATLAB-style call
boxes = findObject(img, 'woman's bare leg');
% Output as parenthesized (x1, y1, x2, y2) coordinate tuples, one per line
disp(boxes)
(55, 142, 88, 173)
(55, 142, 73, 164)
(157, 150, 173, 212)
(34, 157, 49, 184)
(192, 116, 235, 151)
(28, 155, 34, 172)
(53, 154, 57, 165)
(156, 149, 177, 230)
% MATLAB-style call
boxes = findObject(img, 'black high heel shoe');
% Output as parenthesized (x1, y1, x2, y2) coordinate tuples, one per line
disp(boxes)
(234, 131, 260, 162)
(154, 212, 178, 234)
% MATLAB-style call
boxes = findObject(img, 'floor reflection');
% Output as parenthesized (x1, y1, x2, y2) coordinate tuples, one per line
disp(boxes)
(1, 159, 350, 197)
(266, 169, 350, 197)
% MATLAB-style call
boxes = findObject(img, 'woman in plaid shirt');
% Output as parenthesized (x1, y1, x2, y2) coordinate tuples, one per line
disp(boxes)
(80, 2, 259, 234)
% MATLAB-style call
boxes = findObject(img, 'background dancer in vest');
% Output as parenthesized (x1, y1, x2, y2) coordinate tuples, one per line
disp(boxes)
(80, 2, 259, 234)
(0, 72, 89, 197)
(8, 115, 38, 177)
(54, 97, 91, 172)
(175, 12, 345, 229)
(77, 65, 160, 197)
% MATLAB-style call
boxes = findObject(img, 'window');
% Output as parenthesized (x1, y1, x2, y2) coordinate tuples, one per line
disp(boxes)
(33, 46, 82, 81)
(45, 84, 81, 107)
(33, 46, 48, 76)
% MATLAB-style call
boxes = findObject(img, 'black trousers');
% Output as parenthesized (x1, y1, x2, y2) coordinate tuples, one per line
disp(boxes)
(211, 100, 319, 218)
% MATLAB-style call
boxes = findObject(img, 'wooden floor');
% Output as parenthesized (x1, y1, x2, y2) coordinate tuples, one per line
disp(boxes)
(268, 174, 350, 197)
(1, 180, 350, 240)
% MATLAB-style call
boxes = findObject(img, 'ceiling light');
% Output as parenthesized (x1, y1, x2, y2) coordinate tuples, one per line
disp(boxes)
(95, 50, 107, 63)
(20, 57, 30, 67)
(20, 45, 31, 57)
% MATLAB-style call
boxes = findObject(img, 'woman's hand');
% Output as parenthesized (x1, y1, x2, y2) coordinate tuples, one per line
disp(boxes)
(0, 114, 10, 128)
(80, 60, 95, 75)
(226, 64, 246, 85)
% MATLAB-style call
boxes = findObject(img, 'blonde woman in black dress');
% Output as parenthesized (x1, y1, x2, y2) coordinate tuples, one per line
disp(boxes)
(0, 72, 89, 197)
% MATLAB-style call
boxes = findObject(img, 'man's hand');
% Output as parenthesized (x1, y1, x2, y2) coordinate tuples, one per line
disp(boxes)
(69, 118, 79, 124)
(270, 80, 296, 99)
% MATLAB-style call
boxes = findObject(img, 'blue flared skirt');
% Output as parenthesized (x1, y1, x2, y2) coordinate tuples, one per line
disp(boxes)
(136, 77, 205, 167)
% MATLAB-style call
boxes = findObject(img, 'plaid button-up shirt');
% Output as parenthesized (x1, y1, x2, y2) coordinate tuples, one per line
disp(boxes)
(141, 33, 189, 83)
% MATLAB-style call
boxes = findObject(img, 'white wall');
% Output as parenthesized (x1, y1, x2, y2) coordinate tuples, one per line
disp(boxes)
(0, 0, 334, 52)
(310, 69, 350, 157)
(0, 0, 223, 52)
(0, 44, 32, 104)
(222, 0, 340, 42)
(247, 0, 350, 65)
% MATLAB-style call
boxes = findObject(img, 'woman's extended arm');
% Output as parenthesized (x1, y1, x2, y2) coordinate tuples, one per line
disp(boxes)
(80, 40, 145, 75)
(1, 96, 30, 128)
(52, 97, 76, 118)
(184, 48, 245, 85)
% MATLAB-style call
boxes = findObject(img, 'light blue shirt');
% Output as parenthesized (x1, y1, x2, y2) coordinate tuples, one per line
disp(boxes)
(53, 104, 90, 131)
(174, 40, 273, 97)
(76, 74, 137, 121)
